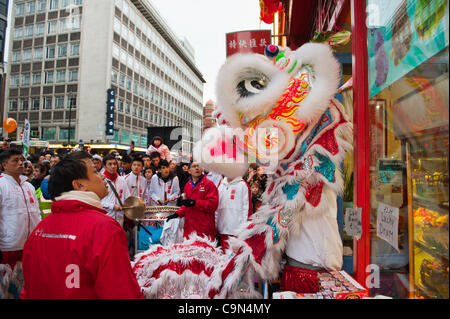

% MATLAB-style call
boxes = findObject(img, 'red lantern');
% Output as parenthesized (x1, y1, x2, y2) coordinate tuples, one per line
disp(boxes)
(3, 118, 17, 134)
(259, 0, 283, 24)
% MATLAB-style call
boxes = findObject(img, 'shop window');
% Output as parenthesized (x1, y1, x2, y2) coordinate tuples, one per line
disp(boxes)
(121, 130, 130, 144)
(42, 127, 56, 140)
(59, 128, 75, 140)
(366, 0, 448, 299)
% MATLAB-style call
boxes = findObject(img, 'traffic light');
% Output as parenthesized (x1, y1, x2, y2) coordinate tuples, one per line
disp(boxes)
(105, 88, 115, 136)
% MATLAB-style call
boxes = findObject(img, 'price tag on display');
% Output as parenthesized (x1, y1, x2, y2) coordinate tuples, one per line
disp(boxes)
(376, 202, 400, 252)
(344, 207, 362, 239)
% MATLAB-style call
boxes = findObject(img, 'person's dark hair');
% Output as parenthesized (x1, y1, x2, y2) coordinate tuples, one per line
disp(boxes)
(64, 150, 92, 162)
(48, 158, 89, 200)
(143, 166, 154, 175)
(188, 161, 198, 169)
(132, 157, 144, 166)
(122, 155, 132, 164)
(150, 151, 161, 159)
(158, 159, 169, 168)
(36, 162, 50, 176)
(152, 136, 163, 146)
(0, 148, 23, 164)
(102, 154, 117, 166)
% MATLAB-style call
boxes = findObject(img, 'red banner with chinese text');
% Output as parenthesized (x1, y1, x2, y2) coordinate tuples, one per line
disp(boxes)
(226, 30, 272, 57)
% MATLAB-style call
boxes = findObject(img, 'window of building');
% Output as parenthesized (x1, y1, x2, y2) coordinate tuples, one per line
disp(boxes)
(71, 15, 81, 31)
(73, 0, 82, 6)
(24, 25, 34, 38)
(58, 43, 67, 57)
(68, 69, 78, 82)
(16, 3, 25, 17)
(43, 97, 52, 109)
(67, 95, 76, 108)
(26, 1, 36, 15)
(13, 27, 23, 40)
(56, 70, 66, 83)
(60, 0, 70, 9)
(31, 98, 40, 110)
(21, 74, 31, 86)
(47, 20, 57, 34)
(36, 23, 45, 37)
(42, 127, 56, 140)
(70, 42, 80, 56)
(119, 73, 125, 87)
(22, 49, 32, 62)
(133, 105, 137, 116)
(59, 18, 68, 33)
(59, 128, 75, 140)
(37, 0, 47, 12)
(9, 99, 18, 112)
(45, 71, 54, 84)
(125, 102, 130, 114)
(49, 0, 58, 10)
(111, 69, 118, 84)
(118, 100, 124, 112)
(126, 77, 132, 90)
(46, 45, 55, 59)
(32, 72, 42, 85)
(34, 47, 43, 60)
(21, 99, 29, 111)
(10, 75, 19, 87)
(55, 96, 64, 109)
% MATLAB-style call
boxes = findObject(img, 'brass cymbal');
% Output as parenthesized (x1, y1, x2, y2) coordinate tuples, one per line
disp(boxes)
(123, 196, 145, 219)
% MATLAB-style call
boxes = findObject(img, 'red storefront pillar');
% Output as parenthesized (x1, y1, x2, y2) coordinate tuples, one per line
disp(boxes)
(351, 0, 370, 287)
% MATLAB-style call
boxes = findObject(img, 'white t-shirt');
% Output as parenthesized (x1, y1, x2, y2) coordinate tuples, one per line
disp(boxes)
(285, 187, 343, 271)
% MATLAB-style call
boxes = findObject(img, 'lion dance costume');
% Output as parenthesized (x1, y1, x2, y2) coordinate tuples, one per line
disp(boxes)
(132, 42, 353, 298)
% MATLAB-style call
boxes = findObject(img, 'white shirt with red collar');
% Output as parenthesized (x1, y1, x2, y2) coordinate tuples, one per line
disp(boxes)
(215, 177, 252, 236)
(101, 174, 130, 227)
(0, 174, 41, 251)
(124, 172, 147, 200)
(149, 173, 180, 206)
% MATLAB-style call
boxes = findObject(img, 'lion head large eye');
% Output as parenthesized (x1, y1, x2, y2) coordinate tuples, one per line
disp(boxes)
(236, 77, 267, 98)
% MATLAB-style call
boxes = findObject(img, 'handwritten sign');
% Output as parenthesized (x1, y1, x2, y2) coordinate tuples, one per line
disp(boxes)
(344, 207, 362, 239)
(376, 203, 400, 252)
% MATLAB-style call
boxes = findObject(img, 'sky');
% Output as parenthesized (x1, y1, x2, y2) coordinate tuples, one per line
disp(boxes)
(150, 0, 267, 104)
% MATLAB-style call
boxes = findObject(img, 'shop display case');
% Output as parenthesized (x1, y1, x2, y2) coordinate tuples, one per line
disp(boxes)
(407, 132, 449, 299)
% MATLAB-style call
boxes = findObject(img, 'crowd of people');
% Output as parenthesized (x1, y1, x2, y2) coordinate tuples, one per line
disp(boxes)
(0, 135, 269, 298)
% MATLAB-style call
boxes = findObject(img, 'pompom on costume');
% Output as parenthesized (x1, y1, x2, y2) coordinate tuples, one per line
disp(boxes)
(132, 42, 353, 298)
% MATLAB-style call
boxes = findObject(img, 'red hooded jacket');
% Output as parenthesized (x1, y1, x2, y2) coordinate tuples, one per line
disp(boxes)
(20, 200, 143, 299)
(177, 175, 219, 240)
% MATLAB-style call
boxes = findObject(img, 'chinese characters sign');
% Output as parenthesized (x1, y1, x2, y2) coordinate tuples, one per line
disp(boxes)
(226, 30, 272, 57)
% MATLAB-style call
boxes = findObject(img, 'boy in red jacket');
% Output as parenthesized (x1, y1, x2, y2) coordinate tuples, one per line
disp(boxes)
(20, 151, 143, 299)
(166, 162, 218, 241)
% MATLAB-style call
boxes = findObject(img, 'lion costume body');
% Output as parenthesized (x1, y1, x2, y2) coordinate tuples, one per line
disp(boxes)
(132, 43, 353, 298)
